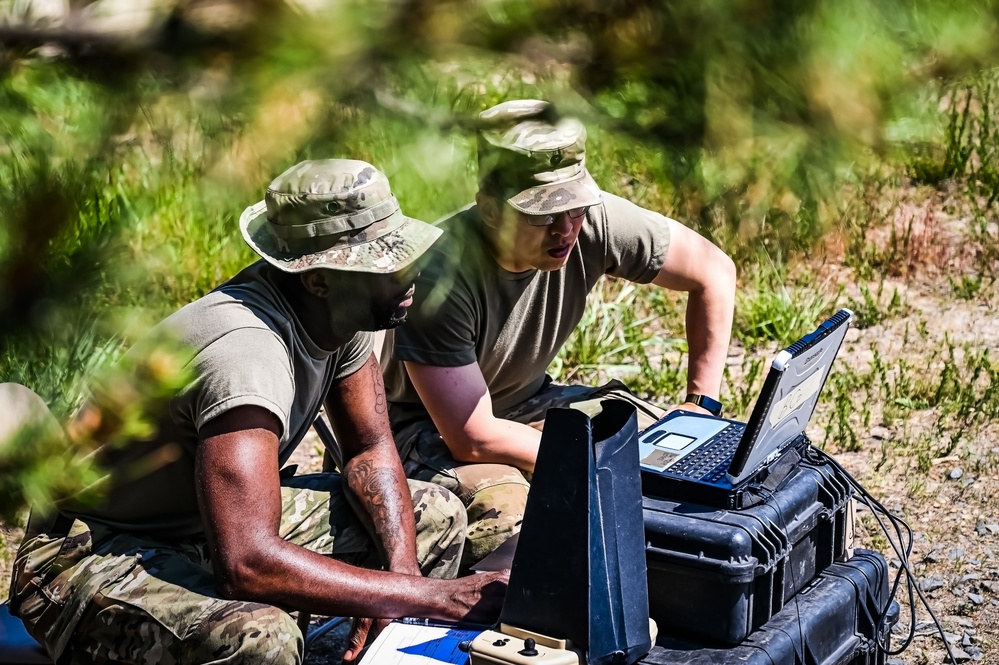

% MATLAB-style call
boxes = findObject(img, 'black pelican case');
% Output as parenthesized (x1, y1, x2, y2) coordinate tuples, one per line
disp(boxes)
(639, 549, 899, 665)
(643, 457, 854, 645)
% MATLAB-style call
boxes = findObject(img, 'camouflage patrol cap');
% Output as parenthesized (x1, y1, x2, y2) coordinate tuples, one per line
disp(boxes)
(240, 159, 442, 274)
(477, 99, 602, 216)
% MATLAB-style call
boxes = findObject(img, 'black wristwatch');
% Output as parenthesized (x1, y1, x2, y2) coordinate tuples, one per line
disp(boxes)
(684, 393, 723, 417)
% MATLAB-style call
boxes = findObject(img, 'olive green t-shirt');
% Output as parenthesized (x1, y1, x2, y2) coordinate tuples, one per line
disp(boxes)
(65, 261, 373, 538)
(383, 191, 671, 429)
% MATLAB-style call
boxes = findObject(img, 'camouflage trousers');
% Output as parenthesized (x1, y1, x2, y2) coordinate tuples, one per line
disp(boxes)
(394, 379, 665, 566)
(9, 475, 466, 665)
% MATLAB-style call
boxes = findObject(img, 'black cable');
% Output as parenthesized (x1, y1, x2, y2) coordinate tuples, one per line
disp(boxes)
(769, 496, 807, 663)
(806, 447, 959, 665)
(806, 447, 920, 654)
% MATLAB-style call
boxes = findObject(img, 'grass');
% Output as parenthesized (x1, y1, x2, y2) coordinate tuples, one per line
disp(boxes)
(910, 69, 999, 279)
(734, 258, 835, 347)
(846, 281, 909, 330)
(818, 327, 999, 459)
(549, 280, 646, 382)
(549, 279, 688, 403)
(723, 354, 767, 420)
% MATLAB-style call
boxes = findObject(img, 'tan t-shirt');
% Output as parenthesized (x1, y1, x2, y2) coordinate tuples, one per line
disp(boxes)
(65, 261, 373, 537)
(383, 192, 671, 430)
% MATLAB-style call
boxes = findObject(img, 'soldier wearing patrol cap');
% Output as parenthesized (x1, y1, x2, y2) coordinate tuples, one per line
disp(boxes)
(382, 100, 738, 566)
(7, 159, 507, 664)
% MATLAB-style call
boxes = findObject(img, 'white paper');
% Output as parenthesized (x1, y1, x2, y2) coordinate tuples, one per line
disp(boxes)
(359, 620, 484, 665)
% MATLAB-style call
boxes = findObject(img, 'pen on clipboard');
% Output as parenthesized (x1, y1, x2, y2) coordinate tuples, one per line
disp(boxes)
(396, 617, 493, 631)
(397, 617, 457, 628)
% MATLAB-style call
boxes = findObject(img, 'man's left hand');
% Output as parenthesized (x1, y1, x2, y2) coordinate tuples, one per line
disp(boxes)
(668, 401, 714, 416)
(343, 616, 391, 663)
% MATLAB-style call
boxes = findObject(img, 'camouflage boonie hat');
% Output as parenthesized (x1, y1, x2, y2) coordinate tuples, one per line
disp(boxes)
(240, 159, 442, 274)
(477, 99, 602, 216)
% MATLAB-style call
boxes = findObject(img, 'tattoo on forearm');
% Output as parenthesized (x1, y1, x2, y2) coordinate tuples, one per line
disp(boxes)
(369, 360, 387, 415)
(348, 457, 406, 555)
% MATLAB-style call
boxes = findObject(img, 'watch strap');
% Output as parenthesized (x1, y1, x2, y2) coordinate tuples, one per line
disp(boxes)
(684, 393, 723, 416)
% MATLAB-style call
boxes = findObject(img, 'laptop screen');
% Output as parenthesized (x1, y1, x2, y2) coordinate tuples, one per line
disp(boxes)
(727, 308, 853, 480)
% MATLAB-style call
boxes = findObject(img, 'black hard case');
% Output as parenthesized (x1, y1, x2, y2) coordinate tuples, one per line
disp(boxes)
(639, 549, 898, 665)
(644, 458, 853, 645)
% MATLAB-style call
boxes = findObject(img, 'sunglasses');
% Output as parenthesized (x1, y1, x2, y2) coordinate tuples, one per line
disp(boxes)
(523, 206, 591, 227)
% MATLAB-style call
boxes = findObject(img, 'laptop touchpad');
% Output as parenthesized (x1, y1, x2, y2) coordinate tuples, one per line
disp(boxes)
(639, 416, 730, 471)
(657, 416, 729, 444)
(648, 431, 697, 451)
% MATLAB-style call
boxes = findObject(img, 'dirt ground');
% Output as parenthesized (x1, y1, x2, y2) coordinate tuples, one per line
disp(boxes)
(2, 188, 998, 664)
(798, 190, 999, 664)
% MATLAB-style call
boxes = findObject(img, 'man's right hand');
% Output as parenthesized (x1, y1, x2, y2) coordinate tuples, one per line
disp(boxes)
(443, 570, 510, 625)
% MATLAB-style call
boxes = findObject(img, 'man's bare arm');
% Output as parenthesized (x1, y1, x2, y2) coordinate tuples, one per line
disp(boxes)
(195, 403, 506, 620)
(325, 352, 419, 574)
(405, 360, 541, 473)
(653, 218, 736, 408)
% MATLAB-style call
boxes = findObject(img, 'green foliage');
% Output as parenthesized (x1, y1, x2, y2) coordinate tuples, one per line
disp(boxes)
(822, 366, 869, 452)
(550, 280, 644, 381)
(841, 174, 934, 282)
(911, 71, 999, 201)
(948, 274, 984, 300)
(548, 279, 689, 404)
(734, 258, 835, 347)
(0, 331, 193, 521)
(620, 287, 689, 402)
(628, 351, 687, 405)
(549, 282, 651, 378)
(909, 85, 976, 185)
(969, 210, 999, 280)
(846, 281, 910, 329)
(820, 332, 999, 456)
(908, 69, 999, 278)
(575, 0, 999, 253)
(723, 354, 766, 421)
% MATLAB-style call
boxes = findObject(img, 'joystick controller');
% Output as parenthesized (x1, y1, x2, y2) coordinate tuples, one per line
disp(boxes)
(467, 625, 582, 665)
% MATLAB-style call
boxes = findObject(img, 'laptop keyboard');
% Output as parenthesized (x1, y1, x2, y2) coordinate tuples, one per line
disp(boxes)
(667, 422, 746, 481)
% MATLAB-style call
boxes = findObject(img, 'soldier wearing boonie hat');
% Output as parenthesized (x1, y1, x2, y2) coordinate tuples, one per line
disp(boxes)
(240, 158, 442, 275)
(380, 100, 737, 568)
(475, 99, 603, 216)
(7, 158, 507, 665)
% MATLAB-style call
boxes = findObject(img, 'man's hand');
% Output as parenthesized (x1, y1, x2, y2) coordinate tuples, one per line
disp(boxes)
(343, 616, 389, 663)
(442, 570, 510, 625)
(196, 403, 504, 623)
(341, 570, 509, 663)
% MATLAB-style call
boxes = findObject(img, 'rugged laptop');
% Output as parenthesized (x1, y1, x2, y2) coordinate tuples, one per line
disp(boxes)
(639, 309, 853, 507)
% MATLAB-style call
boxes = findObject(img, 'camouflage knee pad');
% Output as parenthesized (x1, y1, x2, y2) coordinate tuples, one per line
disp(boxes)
(403, 441, 530, 567)
(410, 481, 467, 579)
(461, 477, 530, 566)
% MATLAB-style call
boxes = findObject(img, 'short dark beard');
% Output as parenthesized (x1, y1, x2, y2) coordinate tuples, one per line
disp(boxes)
(370, 305, 408, 331)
